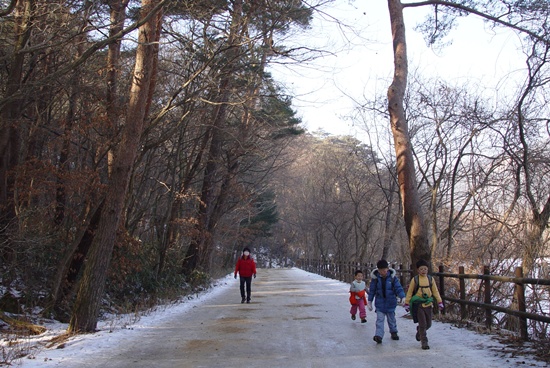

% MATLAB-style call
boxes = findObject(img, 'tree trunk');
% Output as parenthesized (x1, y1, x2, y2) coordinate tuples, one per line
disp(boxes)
(381, 177, 397, 260)
(49, 201, 104, 321)
(386, 0, 430, 269)
(68, 0, 164, 333)
(520, 195, 550, 275)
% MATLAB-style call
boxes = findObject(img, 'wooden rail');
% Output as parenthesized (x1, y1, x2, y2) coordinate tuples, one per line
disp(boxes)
(297, 259, 550, 340)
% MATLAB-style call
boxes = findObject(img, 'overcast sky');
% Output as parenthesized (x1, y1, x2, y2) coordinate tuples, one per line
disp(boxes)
(269, 0, 525, 138)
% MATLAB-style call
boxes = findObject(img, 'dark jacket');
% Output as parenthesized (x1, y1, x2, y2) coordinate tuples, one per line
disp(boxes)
(367, 268, 406, 313)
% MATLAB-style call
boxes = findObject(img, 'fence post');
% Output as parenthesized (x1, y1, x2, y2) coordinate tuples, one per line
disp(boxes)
(484, 265, 492, 330)
(459, 266, 467, 320)
(438, 265, 445, 315)
(515, 266, 528, 340)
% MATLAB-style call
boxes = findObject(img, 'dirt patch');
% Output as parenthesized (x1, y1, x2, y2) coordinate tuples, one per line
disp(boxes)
(293, 316, 321, 320)
(283, 303, 316, 308)
(218, 326, 248, 333)
(217, 317, 250, 324)
(186, 339, 219, 351)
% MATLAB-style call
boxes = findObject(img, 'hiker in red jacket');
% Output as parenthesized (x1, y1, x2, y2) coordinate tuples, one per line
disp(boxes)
(234, 247, 257, 303)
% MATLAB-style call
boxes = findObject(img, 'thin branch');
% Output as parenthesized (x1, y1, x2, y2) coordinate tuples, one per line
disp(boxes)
(402, 0, 548, 44)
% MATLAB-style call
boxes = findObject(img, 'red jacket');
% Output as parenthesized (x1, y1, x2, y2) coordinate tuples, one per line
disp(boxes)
(234, 256, 257, 277)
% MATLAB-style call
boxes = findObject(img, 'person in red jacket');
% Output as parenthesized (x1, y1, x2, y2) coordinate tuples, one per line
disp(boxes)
(234, 247, 257, 303)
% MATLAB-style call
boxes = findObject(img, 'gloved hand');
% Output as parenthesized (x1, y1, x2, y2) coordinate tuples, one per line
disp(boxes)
(367, 301, 373, 311)
(404, 304, 410, 312)
(397, 297, 403, 305)
(253, 274, 256, 278)
(438, 302, 444, 310)
(234, 274, 237, 279)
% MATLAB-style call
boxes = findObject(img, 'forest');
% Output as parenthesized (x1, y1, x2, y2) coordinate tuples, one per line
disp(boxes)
(0, 0, 549, 335)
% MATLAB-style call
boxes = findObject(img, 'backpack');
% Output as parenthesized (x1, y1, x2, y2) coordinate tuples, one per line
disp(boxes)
(412, 274, 433, 296)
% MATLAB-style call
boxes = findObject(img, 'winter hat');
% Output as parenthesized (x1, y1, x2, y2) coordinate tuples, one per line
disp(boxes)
(376, 259, 389, 269)
(416, 259, 429, 268)
(243, 247, 251, 253)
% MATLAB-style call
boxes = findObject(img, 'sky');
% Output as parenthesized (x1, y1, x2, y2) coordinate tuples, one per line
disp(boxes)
(8, 269, 547, 367)
(269, 0, 526, 138)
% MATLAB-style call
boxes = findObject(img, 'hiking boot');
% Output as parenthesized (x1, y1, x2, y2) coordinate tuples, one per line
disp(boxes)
(246, 299, 250, 304)
(241, 298, 245, 304)
(351, 314, 356, 320)
(416, 332, 420, 341)
(422, 343, 430, 350)
(390, 332, 399, 340)
(373, 336, 382, 344)
(361, 318, 367, 323)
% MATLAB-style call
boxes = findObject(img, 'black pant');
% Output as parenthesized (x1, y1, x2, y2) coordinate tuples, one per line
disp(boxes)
(239, 276, 252, 301)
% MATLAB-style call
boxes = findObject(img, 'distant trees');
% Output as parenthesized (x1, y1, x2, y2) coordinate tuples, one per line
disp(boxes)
(269, 133, 408, 267)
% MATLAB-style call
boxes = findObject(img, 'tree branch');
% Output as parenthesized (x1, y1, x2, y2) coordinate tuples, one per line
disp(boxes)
(402, 0, 548, 44)
(0, 0, 169, 111)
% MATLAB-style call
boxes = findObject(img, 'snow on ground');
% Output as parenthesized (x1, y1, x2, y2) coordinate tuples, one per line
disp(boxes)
(5, 269, 547, 367)
(5, 274, 235, 367)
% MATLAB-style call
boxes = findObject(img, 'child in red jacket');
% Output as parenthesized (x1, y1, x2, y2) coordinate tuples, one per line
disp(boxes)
(234, 247, 257, 303)
(349, 269, 368, 323)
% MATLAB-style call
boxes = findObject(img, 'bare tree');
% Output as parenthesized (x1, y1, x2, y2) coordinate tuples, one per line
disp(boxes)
(511, 40, 550, 275)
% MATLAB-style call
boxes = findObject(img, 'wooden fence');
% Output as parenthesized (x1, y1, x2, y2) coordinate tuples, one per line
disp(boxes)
(296, 259, 550, 340)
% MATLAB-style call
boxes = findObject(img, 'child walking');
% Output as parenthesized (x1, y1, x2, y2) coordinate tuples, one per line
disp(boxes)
(349, 270, 368, 323)
(404, 259, 444, 350)
(367, 259, 406, 343)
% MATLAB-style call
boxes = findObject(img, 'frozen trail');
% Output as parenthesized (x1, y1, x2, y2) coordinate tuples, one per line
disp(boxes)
(21, 268, 544, 367)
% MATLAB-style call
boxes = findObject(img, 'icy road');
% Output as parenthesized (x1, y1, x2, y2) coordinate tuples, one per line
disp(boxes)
(20, 268, 546, 367)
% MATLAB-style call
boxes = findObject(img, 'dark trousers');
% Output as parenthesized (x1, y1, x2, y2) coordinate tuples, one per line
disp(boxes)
(239, 276, 252, 301)
(417, 305, 433, 344)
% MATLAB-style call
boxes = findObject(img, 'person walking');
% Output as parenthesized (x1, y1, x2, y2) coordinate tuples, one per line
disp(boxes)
(349, 270, 368, 323)
(403, 259, 444, 350)
(234, 247, 257, 303)
(367, 259, 406, 343)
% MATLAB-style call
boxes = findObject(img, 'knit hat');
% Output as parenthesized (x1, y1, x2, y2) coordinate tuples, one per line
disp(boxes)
(416, 259, 429, 268)
(243, 247, 251, 253)
(376, 259, 389, 269)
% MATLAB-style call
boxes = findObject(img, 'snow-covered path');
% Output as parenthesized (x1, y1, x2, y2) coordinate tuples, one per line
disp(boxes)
(16, 268, 545, 367)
